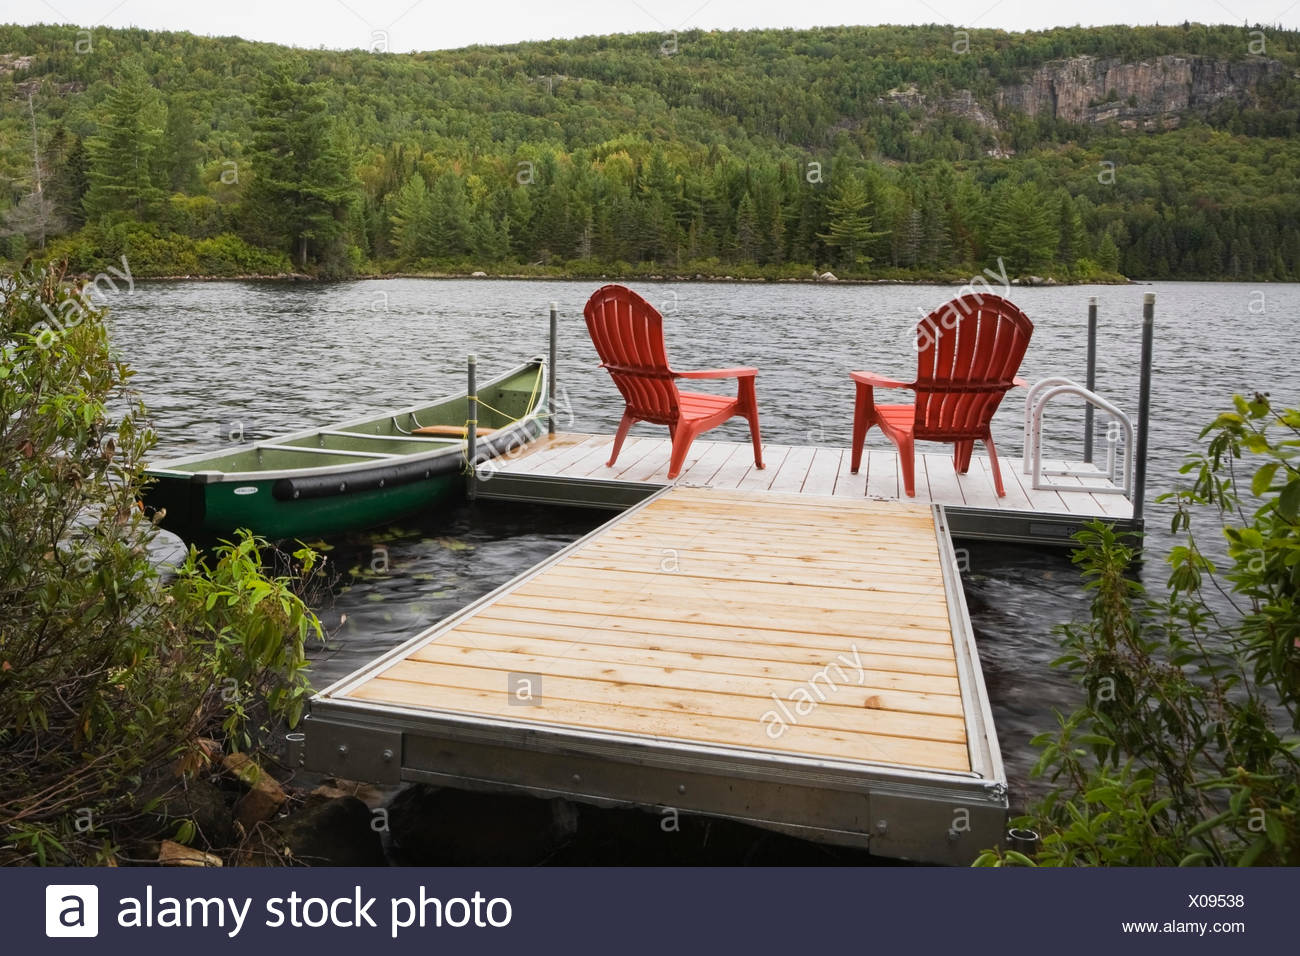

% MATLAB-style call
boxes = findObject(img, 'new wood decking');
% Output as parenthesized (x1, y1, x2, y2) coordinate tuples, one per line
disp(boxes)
(307, 485, 1007, 862)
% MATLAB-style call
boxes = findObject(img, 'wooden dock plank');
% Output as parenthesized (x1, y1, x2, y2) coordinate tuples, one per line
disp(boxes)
(971, 455, 1032, 511)
(452, 612, 959, 673)
(618, 514, 942, 553)
(521, 434, 609, 475)
(497, 433, 589, 474)
(582, 539, 945, 575)
(922, 453, 966, 507)
(801, 446, 842, 497)
(865, 449, 901, 500)
(676, 440, 739, 487)
(768, 444, 817, 493)
(476, 590, 958, 649)
(416, 629, 959, 692)
(559, 437, 626, 478)
(614, 436, 680, 482)
(705, 442, 758, 488)
(530, 567, 956, 621)
(481, 593, 960, 654)
(831, 444, 867, 497)
(659, 485, 934, 518)
(559, 557, 949, 597)
(600, 437, 665, 480)
(381, 654, 966, 725)
(736, 444, 789, 490)
(352, 676, 971, 770)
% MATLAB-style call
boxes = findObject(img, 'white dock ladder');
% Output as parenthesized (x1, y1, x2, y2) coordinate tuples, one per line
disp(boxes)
(1022, 377, 1135, 498)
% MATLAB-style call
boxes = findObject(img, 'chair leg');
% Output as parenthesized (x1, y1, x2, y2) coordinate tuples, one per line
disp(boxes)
(607, 411, 635, 468)
(983, 435, 1006, 497)
(745, 411, 764, 471)
(667, 426, 694, 480)
(737, 376, 764, 470)
(953, 439, 975, 474)
(898, 435, 916, 497)
(850, 383, 870, 474)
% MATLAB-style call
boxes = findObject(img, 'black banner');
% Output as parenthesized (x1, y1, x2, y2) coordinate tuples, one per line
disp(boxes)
(12, 867, 1289, 953)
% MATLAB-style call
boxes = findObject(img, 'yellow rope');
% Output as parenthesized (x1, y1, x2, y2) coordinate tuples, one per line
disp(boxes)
(470, 364, 545, 425)
(460, 365, 546, 471)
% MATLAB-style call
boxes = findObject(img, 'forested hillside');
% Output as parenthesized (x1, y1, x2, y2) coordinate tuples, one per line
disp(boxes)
(2, 22, 1300, 280)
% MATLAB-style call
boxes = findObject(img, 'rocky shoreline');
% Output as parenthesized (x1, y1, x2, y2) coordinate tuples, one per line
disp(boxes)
(121, 270, 1139, 285)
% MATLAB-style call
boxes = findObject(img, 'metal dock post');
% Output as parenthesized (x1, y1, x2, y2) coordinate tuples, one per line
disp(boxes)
(548, 302, 558, 436)
(1132, 294, 1154, 529)
(466, 354, 478, 501)
(1083, 296, 1098, 463)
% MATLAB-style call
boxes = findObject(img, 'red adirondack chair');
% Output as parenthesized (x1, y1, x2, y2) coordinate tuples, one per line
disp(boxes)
(583, 284, 764, 480)
(850, 293, 1033, 497)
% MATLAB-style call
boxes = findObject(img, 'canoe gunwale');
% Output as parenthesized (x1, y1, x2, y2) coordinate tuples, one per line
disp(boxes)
(144, 358, 546, 486)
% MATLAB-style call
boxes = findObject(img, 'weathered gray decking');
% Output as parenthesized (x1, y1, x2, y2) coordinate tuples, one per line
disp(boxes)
(475, 432, 1136, 546)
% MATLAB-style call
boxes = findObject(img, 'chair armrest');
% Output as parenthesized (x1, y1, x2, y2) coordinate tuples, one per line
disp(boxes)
(851, 370, 912, 389)
(676, 366, 758, 379)
(1012, 375, 1029, 388)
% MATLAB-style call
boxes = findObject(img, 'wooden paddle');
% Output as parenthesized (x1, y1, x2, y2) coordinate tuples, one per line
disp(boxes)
(411, 425, 499, 437)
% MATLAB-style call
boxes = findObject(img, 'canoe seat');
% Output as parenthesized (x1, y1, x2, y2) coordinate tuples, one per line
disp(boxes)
(412, 424, 498, 437)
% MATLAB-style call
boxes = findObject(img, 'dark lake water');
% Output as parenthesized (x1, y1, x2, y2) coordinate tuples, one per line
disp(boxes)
(106, 277, 1299, 835)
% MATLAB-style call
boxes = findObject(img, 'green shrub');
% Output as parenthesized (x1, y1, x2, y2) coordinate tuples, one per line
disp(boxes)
(194, 233, 292, 275)
(159, 193, 227, 239)
(170, 535, 321, 750)
(0, 261, 321, 864)
(976, 394, 1300, 866)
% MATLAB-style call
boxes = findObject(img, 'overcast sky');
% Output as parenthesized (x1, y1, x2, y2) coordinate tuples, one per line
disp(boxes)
(11, 0, 1300, 52)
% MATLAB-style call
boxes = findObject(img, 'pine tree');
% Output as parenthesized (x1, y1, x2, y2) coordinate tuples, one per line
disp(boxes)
(1056, 194, 1086, 271)
(243, 70, 359, 270)
(893, 206, 922, 267)
(733, 192, 759, 262)
(1097, 232, 1121, 273)
(817, 176, 889, 270)
(388, 174, 433, 259)
(987, 183, 1057, 273)
(49, 134, 89, 228)
(1, 93, 63, 248)
(919, 193, 951, 267)
(84, 63, 166, 222)
(161, 100, 202, 193)
(762, 192, 785, 265)
(470, 204, 510, 262)
(428, 173, 471, 258)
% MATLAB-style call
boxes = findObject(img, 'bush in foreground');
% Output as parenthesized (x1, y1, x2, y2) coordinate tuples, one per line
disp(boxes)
(0, 261, 321, 864)
(977, 394, 1300, 866)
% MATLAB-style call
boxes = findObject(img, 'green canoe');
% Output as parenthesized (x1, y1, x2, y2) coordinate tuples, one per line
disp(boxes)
(143, 358, 547, 541)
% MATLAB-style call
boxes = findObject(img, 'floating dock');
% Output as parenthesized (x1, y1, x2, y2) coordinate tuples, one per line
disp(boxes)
(475, 431, 1139, 546)
(307, 484, 1007, 863)
(304, 297, 1157, 862)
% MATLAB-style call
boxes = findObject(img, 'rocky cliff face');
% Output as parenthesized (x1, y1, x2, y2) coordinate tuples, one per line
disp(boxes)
(878, 85, 1001, 130)
(995, 54, 1282, 128)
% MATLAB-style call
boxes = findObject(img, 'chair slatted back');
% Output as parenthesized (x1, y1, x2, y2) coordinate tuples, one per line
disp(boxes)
(583, 284, 681, 425)
(913, 293, 1033, 441)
